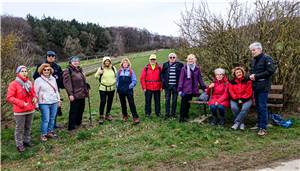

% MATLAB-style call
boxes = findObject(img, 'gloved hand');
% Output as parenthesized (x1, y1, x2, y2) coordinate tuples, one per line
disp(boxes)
(179, 91, 185, 97)
(129, 83, 134, 89)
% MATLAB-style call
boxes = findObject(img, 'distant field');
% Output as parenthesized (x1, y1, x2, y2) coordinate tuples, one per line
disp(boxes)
(2, 49, 300, 170)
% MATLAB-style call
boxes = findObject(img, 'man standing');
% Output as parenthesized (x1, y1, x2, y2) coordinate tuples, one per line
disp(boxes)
(249, 42, 276, 136)
(33, 51, 64, 128)
(161, 53, 183, 119)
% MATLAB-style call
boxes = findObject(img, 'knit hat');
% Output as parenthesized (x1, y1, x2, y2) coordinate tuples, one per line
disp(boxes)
(69, 56, 80, 63)
(47, 51, 56, 56)
(16, 65, 27, 73)
(232, 66, 246, 77)
(149, 54, 157, 60)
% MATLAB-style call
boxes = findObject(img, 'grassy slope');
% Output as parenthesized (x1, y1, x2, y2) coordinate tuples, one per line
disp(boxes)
(2, 49, 300, 170)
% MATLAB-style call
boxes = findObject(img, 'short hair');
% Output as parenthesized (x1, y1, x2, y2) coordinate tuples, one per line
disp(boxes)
(168, 53, 177, 58)
(214, 68, 225, 75)
(38, 63, 54, 75)
(186, 54, 197, 61)
(249, 42, 263, 50)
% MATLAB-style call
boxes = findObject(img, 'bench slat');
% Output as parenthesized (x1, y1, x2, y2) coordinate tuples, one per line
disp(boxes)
(189, 101, 208, 104)
(271, 85, 283, 90)
(267, 103, 284, 108)
(268, 93, 283, 99)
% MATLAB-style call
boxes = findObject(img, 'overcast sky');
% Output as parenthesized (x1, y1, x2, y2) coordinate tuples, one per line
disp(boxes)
(1, 0, 257, 36)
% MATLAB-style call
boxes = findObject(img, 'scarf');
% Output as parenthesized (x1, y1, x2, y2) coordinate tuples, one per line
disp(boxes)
(187, 64, 196, 79)
(15, 75, 31, 93)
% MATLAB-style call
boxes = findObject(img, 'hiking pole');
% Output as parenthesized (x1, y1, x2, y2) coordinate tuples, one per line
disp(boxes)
(86, 83, 92, 126)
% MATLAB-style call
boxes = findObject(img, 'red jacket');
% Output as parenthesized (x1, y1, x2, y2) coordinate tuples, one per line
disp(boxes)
(140, 63, 162, 91)
(6, 76, 36, 114)
(228, 77, 252, 101)
(206, 77, 229, 107)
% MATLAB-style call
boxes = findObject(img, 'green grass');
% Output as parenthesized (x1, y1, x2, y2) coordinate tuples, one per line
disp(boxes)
(2, 49, 300, 170)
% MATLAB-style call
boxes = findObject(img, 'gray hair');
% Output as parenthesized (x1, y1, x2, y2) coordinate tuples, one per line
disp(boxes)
(249, 42, 263, 50)
(168, 53, 177, 58)
(214, 68, 225, 75)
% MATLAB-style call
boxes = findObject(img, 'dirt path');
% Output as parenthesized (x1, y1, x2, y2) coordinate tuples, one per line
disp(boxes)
(257, 159, 300, 171)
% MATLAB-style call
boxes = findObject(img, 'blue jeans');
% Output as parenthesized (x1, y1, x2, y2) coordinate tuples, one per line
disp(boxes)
(254, 91, 269, 129)
(39, 103, 58, 135)
(230, 100, 252, 124)
(210, 105, 225, 123)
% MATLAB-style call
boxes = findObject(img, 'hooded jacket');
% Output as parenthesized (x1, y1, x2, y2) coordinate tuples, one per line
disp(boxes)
(95, 56, 117, 91)
(140, 63, 162, 91)
(229, 77, 252, 102)
(206, 77, 229, 107)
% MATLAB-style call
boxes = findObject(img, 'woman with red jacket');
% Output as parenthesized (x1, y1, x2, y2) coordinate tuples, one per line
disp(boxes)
(206, 68, 229, 126)
(229, 67, 253, 130)
(140, 54, 162, 117)
(6, 65, 37, 152)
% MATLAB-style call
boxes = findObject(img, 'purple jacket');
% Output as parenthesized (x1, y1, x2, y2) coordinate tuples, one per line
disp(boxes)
(178, 65, 206, 96)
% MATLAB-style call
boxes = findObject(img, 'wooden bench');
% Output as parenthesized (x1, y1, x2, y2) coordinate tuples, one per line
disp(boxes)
(189, 85, 284, 120)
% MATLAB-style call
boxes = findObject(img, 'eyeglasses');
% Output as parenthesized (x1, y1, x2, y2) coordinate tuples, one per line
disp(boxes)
(47, 55, 56, 57)
(169, 57, 176, 59)
(43, 69, 51, 71)
(150, 59, 156, 61)
(20, 70, 28, 73)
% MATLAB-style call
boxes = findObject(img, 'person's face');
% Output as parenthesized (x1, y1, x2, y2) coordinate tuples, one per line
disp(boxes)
(235, 70, 244, 79)
(187, 57, 195, 64)
(47, 55, 56, 63)
(250, 47, 262, 57)
(19, 68, 28, 78)
(149, 59, 156, 64)
(42, 67, 51, 77)
(122, 61, 129, 68)
(215, 74, 224, 81)
(169, 55, 176, 63)
(104, 60, 111, 66)
(71, 61, 80, 67)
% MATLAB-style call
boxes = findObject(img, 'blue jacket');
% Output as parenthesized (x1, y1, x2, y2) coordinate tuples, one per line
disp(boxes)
(116, 67, 137, 94)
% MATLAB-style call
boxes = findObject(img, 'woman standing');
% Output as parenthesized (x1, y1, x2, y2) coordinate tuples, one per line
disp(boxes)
(95, 56, 117, 124)
(63, 56, 89, 131)
(229, 67, 253, 130)
(206, 68, 229, 126)
(116, 58, 140, 124)
(34, 63, 61, 141)
(6, 65, 37, 152)
(178, 54, 206, 122)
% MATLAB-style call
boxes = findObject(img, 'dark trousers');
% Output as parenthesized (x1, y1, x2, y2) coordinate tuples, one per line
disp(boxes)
(210, 105, 226, 124)
(119, 93, 139, 118)
(179, 94, 193, 121)
(254, 90, 269, 129)
(54, 106, 62, 128)
(145, 90, 161, 116)
(99, 90, 115, 116)
(165, 86, 178, 117)
(68, 98, 85, 130)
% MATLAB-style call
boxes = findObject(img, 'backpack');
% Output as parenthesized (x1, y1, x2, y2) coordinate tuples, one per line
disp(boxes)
(271, 113, 293, 128)
(98, 66, 117, 83)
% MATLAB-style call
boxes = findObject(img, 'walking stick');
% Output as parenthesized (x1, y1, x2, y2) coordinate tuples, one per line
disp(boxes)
(86, 83, 92, 125)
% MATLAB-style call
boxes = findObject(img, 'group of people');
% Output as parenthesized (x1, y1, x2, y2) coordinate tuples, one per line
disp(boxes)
(6, 41, 276, 153)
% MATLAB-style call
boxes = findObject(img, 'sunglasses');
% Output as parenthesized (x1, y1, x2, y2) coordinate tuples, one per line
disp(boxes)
(169, 56, 176, 59)
(43, 69, 51, 71)
(47, 55, 56, 57)
(20, 70, 28, 73)
(150, 59, 156, 61)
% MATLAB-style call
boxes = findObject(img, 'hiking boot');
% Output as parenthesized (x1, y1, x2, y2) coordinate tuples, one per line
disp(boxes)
(123, 115, 129, 122)
(257, 129, 267, 136)
(239, 123, 245, 131)
(105, 115, 113, 121)
(133, 118, 140, 124)
(231, 122, 239, 130)
(17, 145, 25, 152)
(40, 135, 48, 142)
(99, 115, 105, 125)
(219, 119, 225, 126)
(47, 132, 58, 139)
(23, 142, 33, 147)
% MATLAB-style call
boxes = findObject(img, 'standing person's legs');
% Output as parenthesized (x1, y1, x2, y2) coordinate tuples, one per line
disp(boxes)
(256, 91, 269, 130)
(179, 94, 192, 122)
(145, 90, 152, 116)
(76, 99, 85, 126)
(105, 90, 115, 116)
(23, 113, 33, 144)
(127, 93, 139, 119)
(14, 115, 26, 147)
(119, 93, 128, 117)
(154, 90, 161, 117)
(165, 88, 171, 117)
(99, 90, 107, 116)
(68, 100, 79, 130)
(171, 87, 178, 117)
(48, 103, 58, 133)
(39, 104, 50, 135)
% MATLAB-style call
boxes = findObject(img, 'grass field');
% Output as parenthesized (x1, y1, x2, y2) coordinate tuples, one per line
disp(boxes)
(2, 49, 300, 170)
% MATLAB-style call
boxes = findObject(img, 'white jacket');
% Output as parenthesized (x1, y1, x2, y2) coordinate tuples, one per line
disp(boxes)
(34, 75, 60, 104)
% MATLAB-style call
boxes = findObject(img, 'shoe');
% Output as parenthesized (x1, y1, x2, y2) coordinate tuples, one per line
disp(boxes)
(239, 123, 245, 131)
(133, 118, 140, 124)
(145, 114, 151, 118)
(231, 122, 239, 130)
(257, 129, 267, 136)
(99, 115, 105, 125)
(250, 124, 259, 130)
(123, 115, 129, 122)
(23, 142, 33, 147)
(219, 119, 225, 126)
(105, 115, 113, 121)
(17, 145, 25, 152)
(46, 132, 58, 139)
(179, 118, 188, 123)
(40, 135, 48, 142)
(210, 117, 218, 126)
(156, 113, 161, 117)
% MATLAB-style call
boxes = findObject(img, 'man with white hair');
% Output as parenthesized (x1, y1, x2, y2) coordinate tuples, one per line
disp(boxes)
(249, 42, 276, 136)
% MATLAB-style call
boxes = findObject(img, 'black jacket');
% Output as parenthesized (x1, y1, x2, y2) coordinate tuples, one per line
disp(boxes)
(160, 61, 184, 89)
(33, 61, 64, 89)
(249, 53, 276, 92)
